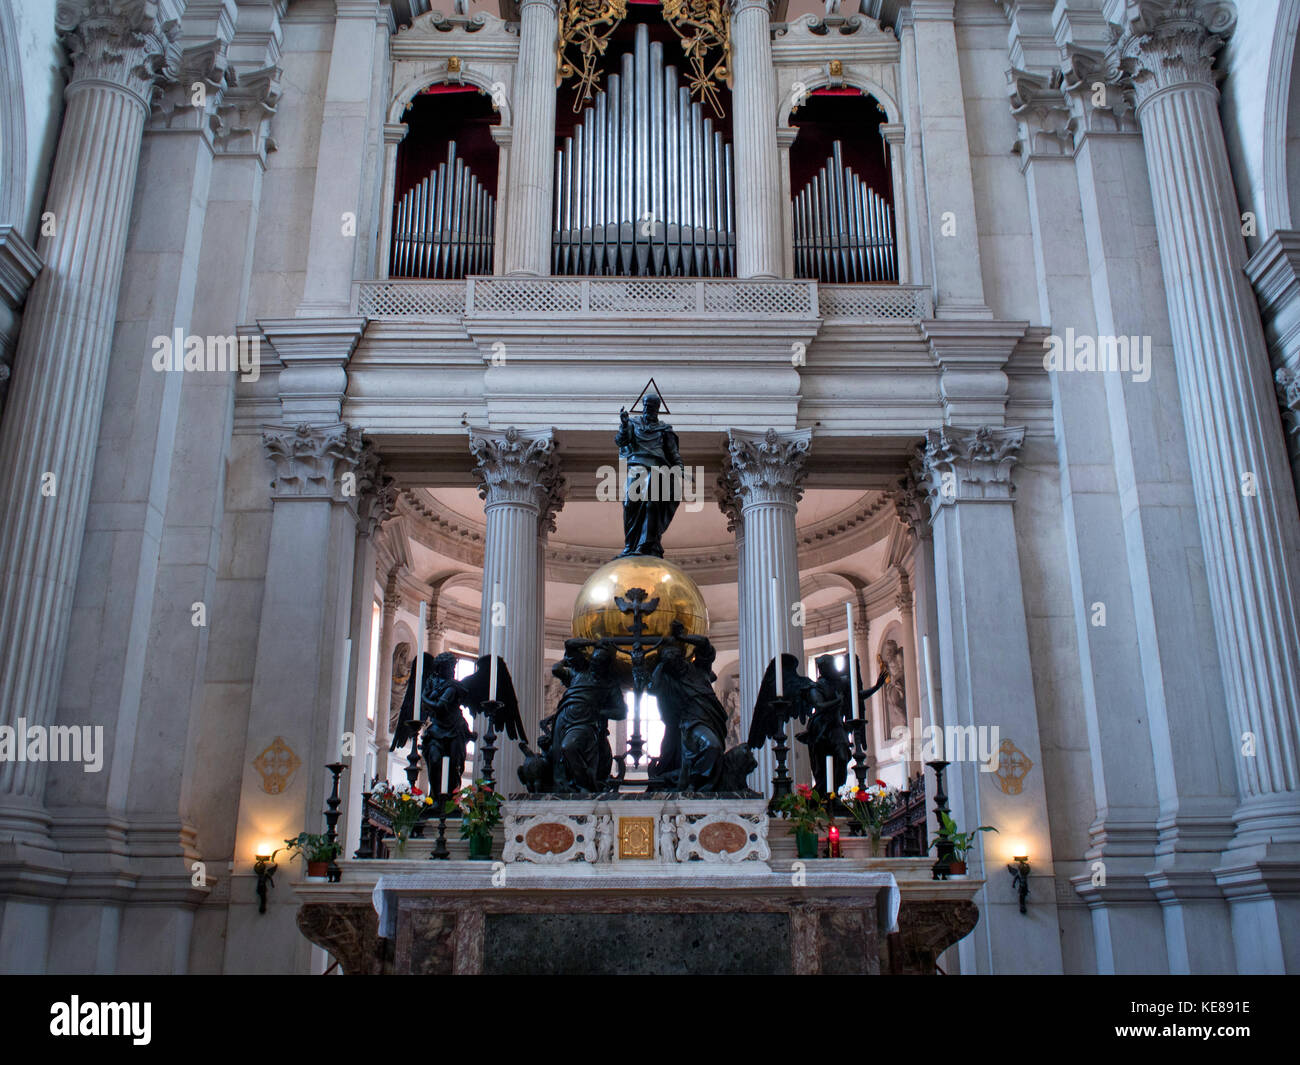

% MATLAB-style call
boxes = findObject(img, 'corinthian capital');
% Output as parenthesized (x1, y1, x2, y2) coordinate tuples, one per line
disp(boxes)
(1107, 0, 1237, 108)
(56, 0, 181, 110)
(889, 444, 931, 537)
(1278, 368, 1300, 438)
(354, 442, 400, 538)
(726, 428, 812, 508)
(469, 426, 561, 511)
(921, 425, 1026, 508)
(262, 422, 364, 501)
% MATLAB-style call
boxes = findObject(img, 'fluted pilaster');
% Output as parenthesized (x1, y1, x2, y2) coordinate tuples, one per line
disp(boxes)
(1112, 1, 1300, 843)
(729, 0, 783, 278)
(502, 0, 558, 275)
(727, 427, 811, 789)
(0, 0, 178, 815)
(469, 426, 564, 786)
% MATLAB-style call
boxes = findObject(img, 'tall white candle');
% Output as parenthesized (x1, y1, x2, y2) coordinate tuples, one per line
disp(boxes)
(488, 581, 501, 702)
(826, 755, 834, 795)
(412, 602, 427, 733)
(439, 756, 449, 794)
(923, 634, 939, 735)
(771, 576, 783, 697)
(845, 601, 860, 719)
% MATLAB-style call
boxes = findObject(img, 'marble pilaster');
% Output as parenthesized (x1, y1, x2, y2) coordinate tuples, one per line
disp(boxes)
(1112, 2, 1300, 847)
(501, 0, 558, 276)
(225, 421, 367, 971)
(469, 427, 564, 788)
(921, 425, 1063, 974)
(903, 1, 990, 318)
(726, 428, 811, 792)
(730, 0, 783, 279)
(297, 0, 389, 316)
(0, 0, 179, 837)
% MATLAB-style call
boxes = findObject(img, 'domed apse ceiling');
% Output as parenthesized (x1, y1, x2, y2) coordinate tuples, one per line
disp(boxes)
(412, 486, 897, 629)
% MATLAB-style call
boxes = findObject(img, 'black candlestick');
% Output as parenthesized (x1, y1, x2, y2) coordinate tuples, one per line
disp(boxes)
(404, 728, 422, 789)
(353, 790, 375, 859)
(323, 762, 346, 882)
(768, 697, 793, 814)
(479, 701, 500, 791)
(928, 760, 954, 880)
(430, 802, 451, 860)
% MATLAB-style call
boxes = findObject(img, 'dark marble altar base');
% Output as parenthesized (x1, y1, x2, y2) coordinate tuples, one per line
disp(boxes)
(390, 889, 878, 975)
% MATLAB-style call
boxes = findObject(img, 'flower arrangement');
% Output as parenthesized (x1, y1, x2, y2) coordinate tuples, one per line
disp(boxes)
(775, 783, 832, 836)
(448, 780, 502, 840)
(370, 780, 434, 852)
(838, 780, 897, 855)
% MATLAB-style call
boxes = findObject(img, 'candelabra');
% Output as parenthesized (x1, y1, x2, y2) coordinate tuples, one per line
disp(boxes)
(430, 800, 451, 860)
(478, 701, 500, 790)
(927, 760, 955, 881)
(768, 699, 793, 814)
(323, 762, 346, 883)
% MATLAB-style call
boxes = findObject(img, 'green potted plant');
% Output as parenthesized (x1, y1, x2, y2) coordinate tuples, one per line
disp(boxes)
(282, 832, 341, 878)
(930, 811, 997, 876)
(776, 784, 832, 859)
(449, 780, 502, 860)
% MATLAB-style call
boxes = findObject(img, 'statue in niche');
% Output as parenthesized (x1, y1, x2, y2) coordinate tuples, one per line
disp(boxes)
(648, 622, 732, 791)
(388, 641, 411, 736)
(547, 640, 627, 792)
(616, 392, 683, 557)
(720, 675, 743, 749)
(390, 651, 525, 805)
(880, 640, 907, 736)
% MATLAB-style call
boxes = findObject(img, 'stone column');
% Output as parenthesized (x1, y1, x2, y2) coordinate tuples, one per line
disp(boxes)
(0, 0, 178, 836)
(892, 453, 941, 738)
(373, 570, 404, 782)
(880, 123, 910, 284)
(469, 427, 563, 787)
(377, 123, 408, 279)
(727, 428, 811, 793)
(776, 127, 798, 278)
(894, 578, 922, 775)
(502, 0, 558, 276)
(1113, 2, 1300, 847)
(904, 1, 990, 318)
(922, 425, 1063, 975)
(730, 0, 783, 279)
(717, 464, 750, 715)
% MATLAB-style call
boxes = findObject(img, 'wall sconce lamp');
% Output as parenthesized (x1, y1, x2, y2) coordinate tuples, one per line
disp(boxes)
(1008, 854, 1031, 914)
(254, 847, 280, 915)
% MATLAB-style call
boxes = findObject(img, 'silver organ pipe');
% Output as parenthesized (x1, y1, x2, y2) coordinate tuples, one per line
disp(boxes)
(793, 139, 898, 284)
(554, 22, 735, 277)
(389, 140, 496, 279)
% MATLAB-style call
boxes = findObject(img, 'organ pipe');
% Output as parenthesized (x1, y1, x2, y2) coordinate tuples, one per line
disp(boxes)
(554, 23, 736, 277)
(793, 139, 897, 284)
(390, 140, 496, 279)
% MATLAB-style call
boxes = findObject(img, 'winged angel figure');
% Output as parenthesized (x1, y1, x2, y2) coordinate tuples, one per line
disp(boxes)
(390, 651, 525, 802)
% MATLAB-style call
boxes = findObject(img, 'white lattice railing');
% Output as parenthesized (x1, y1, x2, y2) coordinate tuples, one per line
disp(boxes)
(353, 278, 932, 321)
(817, 284, 933, 321)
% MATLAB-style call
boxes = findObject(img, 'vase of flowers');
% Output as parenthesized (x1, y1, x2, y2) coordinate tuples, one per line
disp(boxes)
(838, 780, 897, 856)
(449, 780, 502, 860)
(370, 781, 434, 855)
(776, 784, 832, 859)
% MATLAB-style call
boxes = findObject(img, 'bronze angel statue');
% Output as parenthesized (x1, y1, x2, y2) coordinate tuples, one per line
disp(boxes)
(749, 653, 888, 796)
(390, 651, 525, 804)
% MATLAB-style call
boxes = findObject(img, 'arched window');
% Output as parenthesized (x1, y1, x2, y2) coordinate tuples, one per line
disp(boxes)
(553, 5, 735, 277)
(390, 84, 500, 278)
(789, 91, 897, 283)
